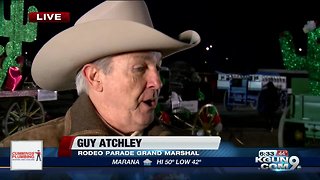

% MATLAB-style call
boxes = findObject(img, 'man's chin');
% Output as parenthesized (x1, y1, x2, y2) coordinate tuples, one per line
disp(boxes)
(138, 116, 154, 127)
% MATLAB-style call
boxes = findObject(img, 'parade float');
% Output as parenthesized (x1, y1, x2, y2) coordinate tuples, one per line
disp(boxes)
(0, 0, 56, 137)
(217, 72, 287, 112)
(157, 64, 223, 136)
(278, 20, 320, 147)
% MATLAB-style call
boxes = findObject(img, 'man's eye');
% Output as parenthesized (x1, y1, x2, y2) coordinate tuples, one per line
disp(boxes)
(156, 65, 161, 72)
(133, 65, 147, 72)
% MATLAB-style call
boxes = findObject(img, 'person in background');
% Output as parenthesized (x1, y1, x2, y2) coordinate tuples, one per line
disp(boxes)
(0, 0, 200, 147)
(257, 81, 280, 132)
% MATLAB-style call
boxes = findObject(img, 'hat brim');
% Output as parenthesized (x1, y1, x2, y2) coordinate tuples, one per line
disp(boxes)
(31, 20, 200, 91)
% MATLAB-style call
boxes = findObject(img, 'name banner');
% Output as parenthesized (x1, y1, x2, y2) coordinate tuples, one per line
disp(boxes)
(58, 136, 221, 157)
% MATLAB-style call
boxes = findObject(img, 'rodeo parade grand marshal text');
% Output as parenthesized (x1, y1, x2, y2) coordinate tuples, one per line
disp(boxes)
(77, 150, 200, 156)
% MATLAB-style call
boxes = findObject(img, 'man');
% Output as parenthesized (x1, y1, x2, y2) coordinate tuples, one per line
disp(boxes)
(0, 1, 200, 147)
(257, 81, 280, 132)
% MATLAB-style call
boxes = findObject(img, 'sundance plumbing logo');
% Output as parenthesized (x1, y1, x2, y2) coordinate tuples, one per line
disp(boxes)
(10, 141, 43, 170)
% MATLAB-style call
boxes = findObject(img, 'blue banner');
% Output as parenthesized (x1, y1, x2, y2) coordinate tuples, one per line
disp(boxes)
(0, 142, 320, 168)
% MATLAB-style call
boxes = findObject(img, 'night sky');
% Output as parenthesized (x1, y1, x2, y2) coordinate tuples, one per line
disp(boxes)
(3, 0, 320, 74)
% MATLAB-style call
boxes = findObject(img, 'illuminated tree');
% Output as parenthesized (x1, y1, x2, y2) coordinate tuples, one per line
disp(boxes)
(279, 21, 320, 95)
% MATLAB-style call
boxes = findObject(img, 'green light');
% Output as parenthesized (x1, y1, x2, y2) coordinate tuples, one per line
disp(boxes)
(0, 0, 38, 88)
(279, 27, 320, 96)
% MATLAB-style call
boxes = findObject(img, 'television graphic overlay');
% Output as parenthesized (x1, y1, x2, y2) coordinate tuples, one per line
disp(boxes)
(10, 140, 43, 170)
(58, 136, 221, 167)
(255, 150, 301, 171)
(28, 12, 70, 23)
(0, 0, 320, 179)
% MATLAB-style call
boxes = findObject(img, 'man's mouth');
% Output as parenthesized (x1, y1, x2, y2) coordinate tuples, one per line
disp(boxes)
(142, 99, 157, 108)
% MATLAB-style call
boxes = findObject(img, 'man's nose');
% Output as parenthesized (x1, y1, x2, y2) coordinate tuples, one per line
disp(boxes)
(147, 69, 162, 89)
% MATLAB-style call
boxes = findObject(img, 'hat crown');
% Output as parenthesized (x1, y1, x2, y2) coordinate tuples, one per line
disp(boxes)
(75, 0, 153, 27)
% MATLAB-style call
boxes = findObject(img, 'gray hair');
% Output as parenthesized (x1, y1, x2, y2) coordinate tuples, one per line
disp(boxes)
(75, 51, 162, 95)
(75, 56, 113, 95)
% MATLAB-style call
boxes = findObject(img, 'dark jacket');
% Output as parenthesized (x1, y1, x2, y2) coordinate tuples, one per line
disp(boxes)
(258, 82, 280, 114)
(0, 94, 172, 147)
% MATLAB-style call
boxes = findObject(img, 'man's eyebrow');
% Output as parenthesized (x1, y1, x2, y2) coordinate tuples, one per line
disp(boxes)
(132, 54, 155, 59)
(131, 54, 161, 63)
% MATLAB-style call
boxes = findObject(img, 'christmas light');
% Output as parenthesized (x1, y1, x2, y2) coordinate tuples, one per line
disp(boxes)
(279, 25, 320, 95)
(0, 0, 38, 88)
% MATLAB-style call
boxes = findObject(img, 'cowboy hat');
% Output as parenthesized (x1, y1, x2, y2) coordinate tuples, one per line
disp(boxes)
(31, 0, 201, 91)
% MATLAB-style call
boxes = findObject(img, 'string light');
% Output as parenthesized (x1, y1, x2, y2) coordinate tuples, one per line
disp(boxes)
(279, 28, 320, 95)
(0, 0, 38, 88)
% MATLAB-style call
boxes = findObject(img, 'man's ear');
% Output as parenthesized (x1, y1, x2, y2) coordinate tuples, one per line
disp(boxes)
(82, 64, 103, 92)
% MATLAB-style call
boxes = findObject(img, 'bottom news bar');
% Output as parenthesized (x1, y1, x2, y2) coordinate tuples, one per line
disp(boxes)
(1, 157, 320, 168)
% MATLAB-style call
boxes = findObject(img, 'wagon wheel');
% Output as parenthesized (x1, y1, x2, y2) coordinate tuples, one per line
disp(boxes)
(2, 97, 45, 137)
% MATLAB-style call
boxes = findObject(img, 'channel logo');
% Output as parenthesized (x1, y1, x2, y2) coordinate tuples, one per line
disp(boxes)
(28, 12, 70, 23)
(255, 150, 301, 171)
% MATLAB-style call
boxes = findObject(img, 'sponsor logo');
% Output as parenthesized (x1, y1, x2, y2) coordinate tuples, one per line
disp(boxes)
(10, 141, 43, 170)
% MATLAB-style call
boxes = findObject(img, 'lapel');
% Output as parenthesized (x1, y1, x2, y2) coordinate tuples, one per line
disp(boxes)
(66, 94, 121, 136)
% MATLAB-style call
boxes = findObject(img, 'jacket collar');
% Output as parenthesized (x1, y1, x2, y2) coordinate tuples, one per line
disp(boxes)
(66, 94, 122, 136)
(65, 93, 171, 136)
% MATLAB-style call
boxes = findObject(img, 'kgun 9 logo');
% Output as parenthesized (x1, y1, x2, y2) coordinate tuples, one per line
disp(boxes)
(255, 150, 301, 171)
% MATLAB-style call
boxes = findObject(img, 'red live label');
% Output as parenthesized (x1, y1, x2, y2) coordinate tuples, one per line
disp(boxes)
(276, 150, 288, 156)
(29, 12, 70, 23)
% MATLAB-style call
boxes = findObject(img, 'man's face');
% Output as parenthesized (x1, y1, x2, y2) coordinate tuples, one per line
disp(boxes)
(97, 51, 162, 133)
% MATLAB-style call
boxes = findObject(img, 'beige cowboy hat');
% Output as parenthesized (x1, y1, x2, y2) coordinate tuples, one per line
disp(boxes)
(31, 0, 201, 91)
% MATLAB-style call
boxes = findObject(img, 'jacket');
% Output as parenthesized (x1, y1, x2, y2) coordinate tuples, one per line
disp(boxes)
(0, 94, 172, 147)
